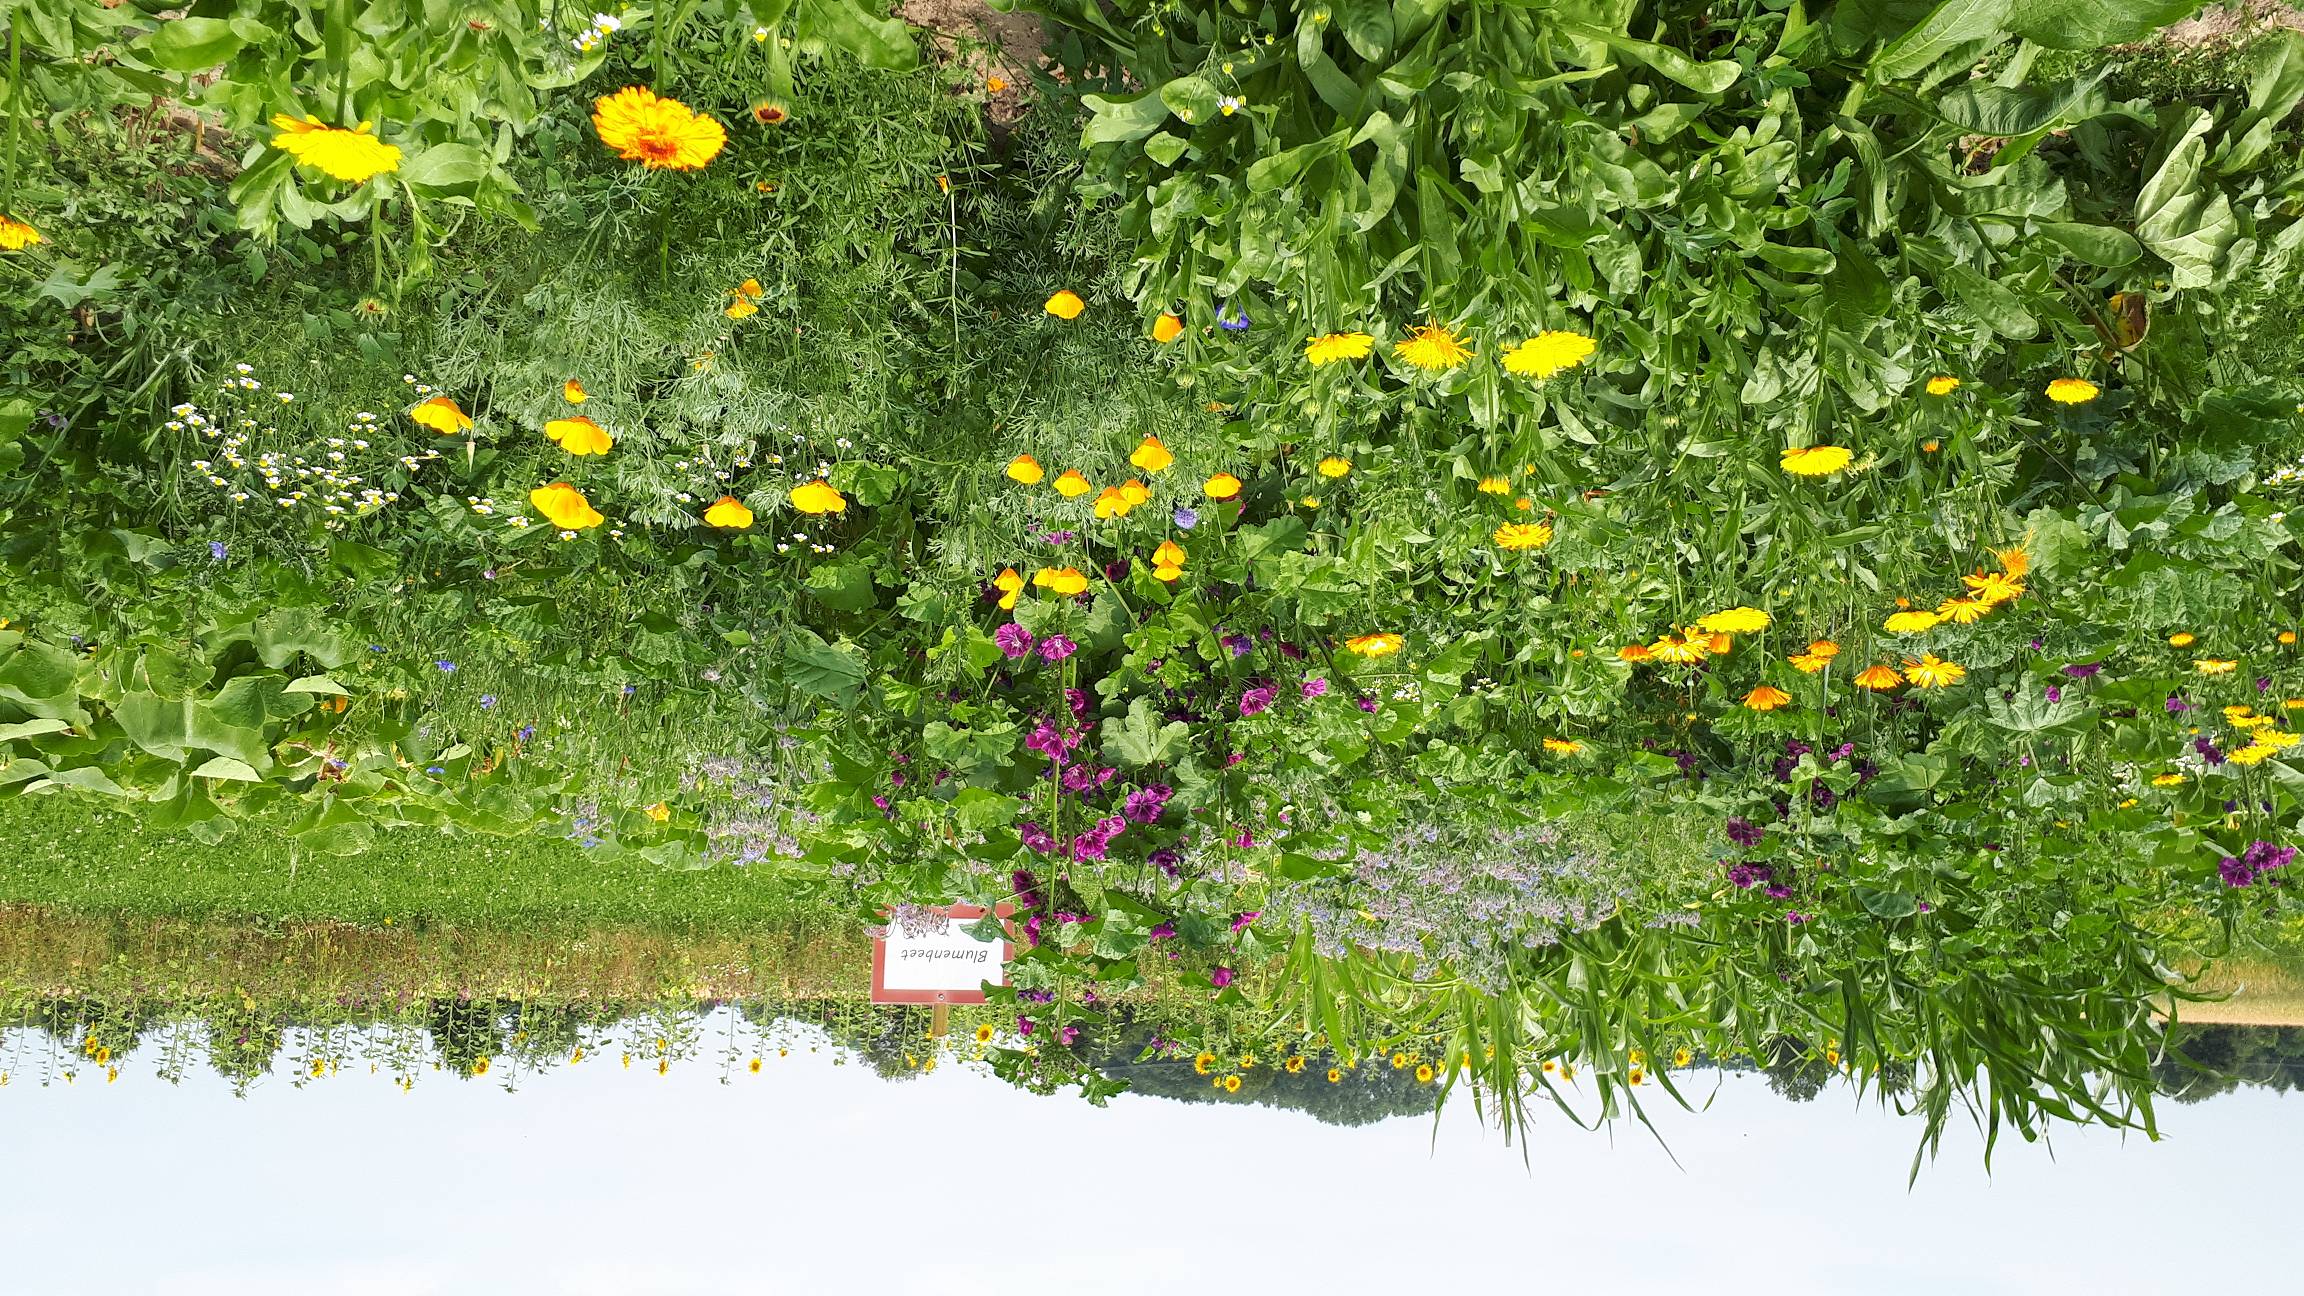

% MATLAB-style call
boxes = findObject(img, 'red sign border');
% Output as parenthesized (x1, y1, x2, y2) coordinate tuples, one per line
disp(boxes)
(869, 903, 1016, 1004)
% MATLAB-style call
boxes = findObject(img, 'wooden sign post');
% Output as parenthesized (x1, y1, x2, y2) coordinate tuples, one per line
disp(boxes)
(870, 904, 1015, 1034)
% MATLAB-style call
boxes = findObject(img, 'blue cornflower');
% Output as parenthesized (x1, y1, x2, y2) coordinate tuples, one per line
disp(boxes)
(425, 765, 444, 775)
(435, 660, 457, 673)
(208, 541, 228, 561)
(1217, 304, 1251, 332)
(518, 724, 535, 741)
(478, 694, 497, 710)
(1173, 507, 1199, 530)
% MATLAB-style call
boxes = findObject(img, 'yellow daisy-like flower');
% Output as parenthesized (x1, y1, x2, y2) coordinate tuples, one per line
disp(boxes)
(1222, 1075, 1242, 1094)
(1806, 639, 1842, 660)
(2169, 632, 2196, 647)
(975, 1024, 996, 1043)
(1006, 454, 1045, 485)
(1318, 456, 1352, 478)
(1345, 633, 1403, 658)
(1884, 609, 1943, 634)
(2196, 658, 2239, 675)
(2227, 742, 2278, 766)
(1698, 607, 1770, 635)
(1617, 643, 1653, 663)
(1326, 1068, 1343, 1083)
(1993, 544, 2031, 578)
(1393, 323, 1474, 372)
(1962, 570, 2024, 605)
(408, 396, 472, 434)
(1203, 472, 1243, 500)
(1743, 685, 1792, 711)
(789, 480, 847, 515)
(2224, 705, 2256, 721)
(994, 567, 1024, 610)
(1284, 1056, 1305, 1074)
(1853, 664, 1904, 691)
(0, 214, 44, 250)
(702, 495, 753, 529)
(2045, 377, 2100, 404)
(1043, 289, 1085, 320)
(1151, 311, 1184, 343)
(1902, 654, 1966, 688)
(591, 87, 726, 170)
(1131, 436, 1174, 474)
(1780, 445, 1853, 477)
(1648, 632, 1709, 664)
(1494, 522, 1553, 551)
(1501, 329, 1597, 379)
(2151, 773, 2188, 787)
(545, 415, 613, 456)
(562, 379, 588, 404)
(1925, 375, 1960, 396)
(1305, 332, 1375, 366)
(1193, 1052, 1215, 1075)
(1476, 476, 1510, 495)
(529, 482, 604, 531)
(1788, 652, 1831, 674)
(269, 116, 403, 183)
(2258, 729, 2301, 748)
(1937, 596, 1991, 625)
(1542, 737, 1584, 754)
(1415, 1063, 1435, 1084)
(1673, 1048, 1693, 1068)
(1052, 470, 1093, 498)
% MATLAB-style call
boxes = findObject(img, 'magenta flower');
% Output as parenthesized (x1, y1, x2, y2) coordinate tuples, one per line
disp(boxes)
(1019, 822, 1057, 855)
(1039, 634, 1078, 663)
(1211, 966, 1234, 988)
(1151, 921, 1177, 940)
(1301, 678, 1329, 700)
(1017, 1015, 1036, 1036)
(1059, 1025, 1080, 1046)
(995, 622, 1034, 659)
(1229, 911, 1259, 932)
(1239, 685, 1277, 717)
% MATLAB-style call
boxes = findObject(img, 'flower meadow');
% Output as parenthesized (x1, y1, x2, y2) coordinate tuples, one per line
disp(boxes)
(6, 1, 2304, 1166)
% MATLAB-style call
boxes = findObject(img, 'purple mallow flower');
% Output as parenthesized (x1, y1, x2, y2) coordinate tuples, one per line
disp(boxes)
(1725, 817, 1765, 849)
(995, 623, 1034, 659)
(1211, 966, 1234, 988)
(2062, 663, 2102, 679)
(1301, 678, 1329, 700)
(1038, 634, 1077, 663)
(1239, 685, 1277, 717)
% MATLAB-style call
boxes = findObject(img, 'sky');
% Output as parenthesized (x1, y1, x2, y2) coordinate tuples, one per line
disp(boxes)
(1, 1013, 2298, 1294)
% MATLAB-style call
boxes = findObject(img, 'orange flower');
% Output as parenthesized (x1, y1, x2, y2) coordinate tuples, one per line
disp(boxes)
(702, 495, 753, 529)
(1617, 644, 1653, 663)
(1053, 470, 1093, 498)
(994, 567, 1024, 610)
(1852, 664, 1904, 691)
(529, 482, 604, 531)
(1203, 472, 1242, 500)
(545, 415, 613, 456)
(1005, 454, 1045, 485)
(1742, 685, 1792, 711)
(409, 396, 472, 434)
(562, 380, 588, 405)
(1131, 436, 1175, 473)
(1152, 312, 1184, 343)
(1345, 633, 1403, 658)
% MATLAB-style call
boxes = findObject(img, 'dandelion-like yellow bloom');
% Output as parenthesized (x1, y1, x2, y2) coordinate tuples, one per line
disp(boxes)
(1305, 332, 1375, 366)
(1044, 289, 1085, 320)
(1649, 632, 1709, 664)
(975, 1024, 996, 1043)
(2196, 658, 2239, 675)
(1006, 454, 1045, 485)
(1152, 312, 1184, 343)
(562, 379, 588, 405)
(1203, 472, 1243, 500)
(0, 214, 44, 250)
(2169, 632, 2196, 647)
(1285, 1056, 1305, 1074)
(1853, 664, 1904, 691)
(1962, 570, 2024, 605)
(1326, 1068, 1343, 1083)
(1474, 476, 1508, 495)
(545, 416, 613, 456)
(1925, 376, 1960, 396)
(1699, 607, 1770, 634)
(1937, 596, 1990, 625)
(530, 482, 604, 531)
(1345, 633, 1403, 658)
(1052, 470, 1093, 498)
(1673, 1048, 1693, 1068)
(1501, 330, 1596, 379)
(2259, 730, 2302, 748)
(1394, 324, 1473, 372)
(269, 116, 403, 182)
(1903, 654, 1966, 688)
(994, 567, 1024, 609)
(1884, 609, 1943, 634)
(592, 87, 726, 170)
(1993, 544, 2031, 578)
(1743, 685, 1792, 711)
(702, 495, 753, 529)
(1494, 522, 1553, 551)
(1318, 456, 1352, 478)
(1779, 445, 1853, 476)
(1415, 1063, 1436, 1084)
(1131, 436, 1174, 473)
(1542, 737, 1584, 754)
(408, 396, 471, 434)
(789, 480, 847, 514)
(2046, 377, 2100, 405)
(2227, 742, 2278, 766)
(2151, 773, 2188, 787)
(1193, 1052, 1215, 1075)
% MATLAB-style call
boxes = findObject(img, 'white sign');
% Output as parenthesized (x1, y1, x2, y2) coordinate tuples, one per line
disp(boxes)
(876, 915, 1009, 997)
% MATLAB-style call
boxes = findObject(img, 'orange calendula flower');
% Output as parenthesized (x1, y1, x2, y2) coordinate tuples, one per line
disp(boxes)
(1993, 544, 2031, 578)
(1005, 454, 1045, 485)
(1780, 445, 1853, 476)
(0, 214, 45, 250)
(703, 495, 753, 529)
(1788, 652, 1831, 674)
(789, 480, 847, 514)
(1131, 436, 1175, 473)
(1937, 596, 1990, 625)
(1852, 664, 1904, 691)
(545, 416, 613, 456)
(1806, 639, 1841, 659)
(1925, 376, 1960, 396)
(1962, 570, 2024, 605)
(1501, 330, 1596, 379)
(1053, 470, 1093, 498)
(592, 87, 727, 170)
(408, 396, 472, 434)
(1203, 472, 1243, 500)
(529, 482, 604, 531)
(2045, 377, 2100, 404)
(2196, 658, 2239, 675)
(1305, 332, 1375, 366)
(1698, 607, 1770, 634)
(1617, 643, 1654, 663)
(994, 568, 1024, 609)
(1152, 312, 1184, 343)
(1648, 632, 1709, 664)
(1394, 323, 1474, 371)
(1884, 610, 1943, 634)
(562, 380, 588, 405)
(1345, 633, 1403, 658)
(1903, 654, 1965, 688)
(1743, 685, 1792, 711)
(1705, 632, 1734, 655)
(1542, 737, 1584, 754)
(1494, 522, 1553, 551)
(269, 115, 403, 182)
(1044, 290, 1085, 320)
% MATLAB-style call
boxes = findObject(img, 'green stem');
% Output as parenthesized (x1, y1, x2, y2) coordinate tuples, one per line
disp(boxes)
(2, 22, 23, 208)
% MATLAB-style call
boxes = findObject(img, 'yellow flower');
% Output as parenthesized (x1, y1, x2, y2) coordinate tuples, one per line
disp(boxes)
(1326, 1068, 1343, 1083)
(1223, 1075, 1242, 1093)
(703, 495, 754, 529)
(1476, 475, 1511, 495)
(1131, 436, 1175, 473)
(643, 801, 670, 823)
(1285, 1056, 1305, 1073)
(975, 1024, 995, 1043)
(1238, 1053, 1256, 1070)
(749, 1057, 763, 1072)
(529, 482, 604, 531)
(1788, 652, 1830, 673)
(1673, 1048, 1693, 1068)
(1617, 643, 1653, 663)
(1053, 469, 1093, 498)
(1542, 737, 1584, 754)
(269, 115, 403, 183)
(2045, 377, 2100, 404)
(545, 415, 613, 456)
(1903, 654, 1966, 688)
(1040, 567, 1089, 596)
(1394, 323, 1474, 371)
(1153, 563, 1183, 583)
(2227, 742, 2278, 766)
(472, 1057, 491, 1076)
(2196, 658, 2239, 675)
(1884, 609, 1943, 634)
(562, 380, 588, 405)
(1305, 331, 1375, 366)
(1743, 685, 1792, 711)
(0, 214, 44, 250)
(1494, 522, 1553, 551)
(2225, 705, 2256, 721)
(1391, 1052, 1410, 1069)
(2260, 729, 2303, 748)
(1152, 540, 1186, 569)
(1925, 375, 1960, 396)
(1006, 454, 1045, 485)
(1153, 312, 1184, 343)
(2287, 699, 2304, 711)
(2152, 773, 2186, 787)
(1806, 639, 1842, 660)
(1501, 329, 1596, 379)
(1415, 1063, 1435, 1084)
(2168, 632, 2196, 647)
(1936, 596, 1990, 624)
(1962, 570, 2024, 605)
(1093, 485, 1136, 519)
(1345, 633, 1403, 658)
(994, 567, 1025, 609)
(592, 87, 726, 170)
(789, 480, 847, 515)
(1193, 1052, 1215, 1075)
(1779, 445, 1853, 476)
(1853, 664, 1904, 691)
(1317, 456, 1352, 478)
(1698, 607, 1770, 634)
(1648, 632, 1709, 664)
(1203, 472, 1242, 500)
(1044, 289, 1085, 320)
(725, 298, 759, 320)
(408, 396, 472, 434)
(1993, 544, 2031, 578)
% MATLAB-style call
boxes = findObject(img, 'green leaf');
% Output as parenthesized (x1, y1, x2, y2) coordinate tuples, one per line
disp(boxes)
(0, 640, 80, 706)
(2005, 0, 2208, 49)
(1159, 76, 1222, 126)
(2134, 107, 2240, 290)
(1872, 0, 2011, 81)
(283, 675, 350, 696)
(1940, 264, 2039, 338)
(794, 0, 917, 70)
(1934, 69, 2110, 138)
(397, 144, 492, 189)
(249, 608, 357, 670)
(2036, 222, 2143, 267)
(115, 693, 190, 760)
(805, 559, 879, 612)
(40, 766, 134, 798)
(1558, 23, 1741, 94)
(784, 630, 868, 704)
(0, 718, 70, 742)
(190, 756, 264, 782)
(1100, 698, 1191, 766)
(1854, 885, 1920, 919)
(1143, 132, 1188, 167)
(1082, 91, 1170, 145)
(136, 17, 250, 72)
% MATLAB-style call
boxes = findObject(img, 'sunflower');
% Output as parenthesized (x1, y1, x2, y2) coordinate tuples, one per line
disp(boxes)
(1304, 332, 1375, 366)
(1153, 312, 1184, 343)
(1542, 737, 1584, 754)
(1936, 597, 1990, 624)
(1743, 685, 1793, 711)
(1883, 609, 1943, 634)
(1925, 375, 1960, 396)
(2196, 659, 2239, 675)
(1779, 445, 1853, 476)
(1203, 472, 1243, 500)
(561, 380, 587, 405)
(545, 416, 613, 456)
(1345, 633, 1403, 658)
(975, 1024, 996, 1044)
(1005, 454, 1045, 485)
(0, 214, 44, 250)
(1130, 436, 1174, 473)
(702, 495, 753, 529)
(1193, 1052, 1215, 1075)
(269, 116, 403, 182)
(1043, 289, 1085, 319)
(529, 482, 604, 531)
(591, 87, 726, 170)
(1393, 323, 1474, 371)
(1222, 1075, 1242, 1093)
(1326, 1068, 1343, 1083)
(2045, 377, 2100, 404)
(1052, 470, 1093, 498)
(1853, 664, 1904, 691)
(1501, 329, 1596, 379)
(1698, 607, 1770, 634)
(1415, 1064, 1436, 1084)
(1962, 570, 2024, 605)
(789, 480, 847, 514)
(1902, 654, 1966, 688)
(1494, 522, 1554, 551)
(993, 568, 1024, 610)
(1318, 456, 1352, 478)
(1284, 1056, 1306, 1074)
(408, 396, 472, 434)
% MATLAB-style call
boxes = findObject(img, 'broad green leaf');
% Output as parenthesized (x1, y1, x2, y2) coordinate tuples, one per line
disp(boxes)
(2134, 107, 2239, 290)
(397, 144, 491, 189)
(0, 718, 70, 742)
(2006, 0, 2208, 49)
(794, 0, 917, 70)
(784, 630, 868, 704)
(1082, 92, 1170, 145)
(283, 675, 350, 696)
(136, 17, 250, 72)
(1100, 698, 1191, 766)
(2037, 222, 2143, 267)
(1159, 76, 1222, 126)
(1559, 23, 1740, 94)
(190, 756, 264, 782)
(1872, 0, 2010, 81)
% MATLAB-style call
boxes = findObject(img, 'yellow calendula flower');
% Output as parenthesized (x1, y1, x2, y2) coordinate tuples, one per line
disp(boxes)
(2227, 742, 2278, 766)
(2045, 377, 2100, 405)
(1153, 312, 1184, 343)
(1698, 607, 1769, 635)
(994, 568, 1025, 609)
(643, 801, 670, 823)
(1131, 436, 1175, 473)
(1649, 632, 1709, 664)
(1326, 1068, 1343, 1083)
(1394, 323, 1474, 371)
(592, 87, 726, 170)
(1853, 664, 1904, 691)
(1053, 469, 1093, 498)
(1006, 454, 1045, 485)
(1780, 445, 1854, 476)
(562, 379, 588, 405)
(270, 115, 403, 182)
(789, 479, 847, 515)
(1925, 375, 1960, 396)
(0, 214, 44, 250)
(1345, 633, 1403, 658)
(1476, 476, 1510, 495)
(1884, 609, 1943, 634)
(2259, 730, 2302, 748)
(1304, 331, 1375, 366)
(702, 495, 754, 529)
(1285, 1056, 1305, 1074)
(1937, 596, 1990, 625)
(1501, 329, 1596, 379)
(1788, 652, 1830, 673)
(1203, 472, 1243, 500)
(1317, 456, 1352, 478)
(1962, 570, 2024, 605)
(1494, 521, 1553, 551)
(545, 416, 613, 456)
(1743, 685, 1792, 711)
(529, 482, 604, 531)
(2196, 658, 2239, 675)
(1993, 544, 2031, 578)
(1415, 1064, 1435, 1084)
(2169, 632, 2196, 647)
(2152, 773, 2187, 787)
(1542, 737, 1584, 754)
(1044, 289, 1085, 320)
(408, 396, 472, 434)
(1618, 643, 1653, 662)
(1903, 654, 1966, 688)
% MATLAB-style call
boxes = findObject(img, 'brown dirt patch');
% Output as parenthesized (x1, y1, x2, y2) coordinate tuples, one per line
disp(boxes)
(896, 0, 1049, 125)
